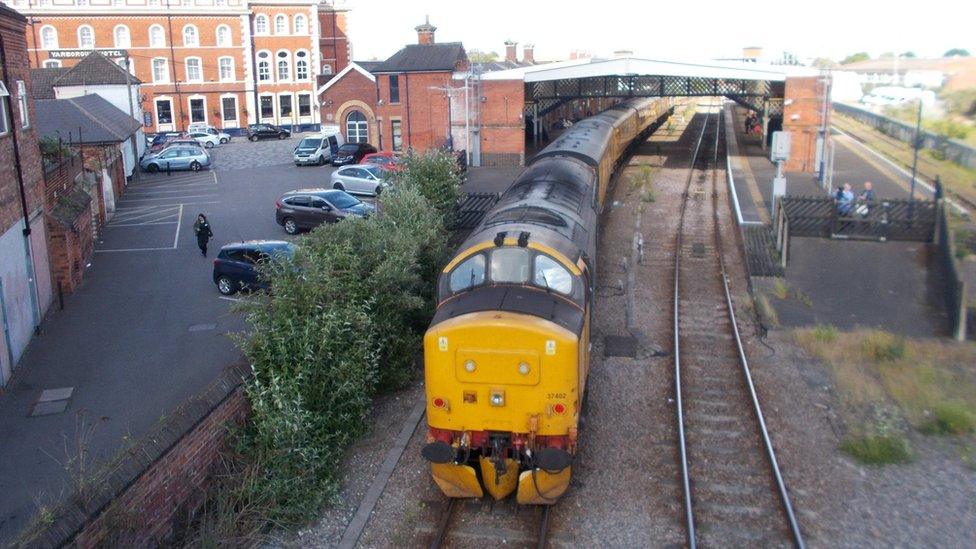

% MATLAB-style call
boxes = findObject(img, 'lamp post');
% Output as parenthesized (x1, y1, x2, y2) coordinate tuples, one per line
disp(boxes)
(909, 97, 922, 201)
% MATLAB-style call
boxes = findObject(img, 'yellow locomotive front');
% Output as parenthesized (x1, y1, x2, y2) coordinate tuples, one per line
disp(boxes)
(421, 238, 589, 504)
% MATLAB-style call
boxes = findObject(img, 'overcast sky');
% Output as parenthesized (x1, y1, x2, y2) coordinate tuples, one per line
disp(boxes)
(343, 0, 975, 63)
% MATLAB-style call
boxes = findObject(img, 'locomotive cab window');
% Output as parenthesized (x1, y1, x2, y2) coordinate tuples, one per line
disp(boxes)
(449, 254, 485, 292)
(491, 248, 530, 283)
(534, 255, 573, 294)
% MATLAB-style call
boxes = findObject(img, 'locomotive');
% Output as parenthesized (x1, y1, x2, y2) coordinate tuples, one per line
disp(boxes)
(421, 97, 675, 504)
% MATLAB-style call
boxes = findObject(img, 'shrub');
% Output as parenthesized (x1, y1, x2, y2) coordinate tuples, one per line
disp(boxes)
(860, 331, 906, 362)
(841, 434, 913, 465)
(391, 149, 464, 223)
(921, 403, 975, 435)
(811, 324, 837, 343)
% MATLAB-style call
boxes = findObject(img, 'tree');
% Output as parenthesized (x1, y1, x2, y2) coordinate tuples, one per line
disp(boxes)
(841, 52, 870, 65)
(812, 57, 838, 69)
(900, 51, 917, 58)
(467, 49, 499, 63)
(943, 48, 970, 57)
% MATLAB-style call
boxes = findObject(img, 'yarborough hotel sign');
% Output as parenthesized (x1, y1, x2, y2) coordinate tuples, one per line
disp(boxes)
(49, 49, 128, 59)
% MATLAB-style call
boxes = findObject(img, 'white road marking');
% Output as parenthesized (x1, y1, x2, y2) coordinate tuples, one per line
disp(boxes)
(95, 246, 178, 253)
(126, 185, 218, 195)
(119, 194, 218, 202)
(104, 221, 178, 228)
(110, 206, 180, 224)
(212, 171, 219, 185)
(174, 204, 183, 249)
(218, 296, 247, 303)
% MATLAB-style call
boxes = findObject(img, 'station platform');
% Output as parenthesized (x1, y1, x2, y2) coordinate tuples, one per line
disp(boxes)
(726, 105, 950, 337)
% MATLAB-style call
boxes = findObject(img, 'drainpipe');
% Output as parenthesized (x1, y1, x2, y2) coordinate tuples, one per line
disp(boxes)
(0, 33, 42, 330)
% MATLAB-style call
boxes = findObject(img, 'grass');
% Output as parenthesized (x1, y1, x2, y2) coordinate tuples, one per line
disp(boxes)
(771, 279, 789, 300)
(794, 328, 976, 465)
(841, 434, 913, 465)
(755, 293, 780, 328)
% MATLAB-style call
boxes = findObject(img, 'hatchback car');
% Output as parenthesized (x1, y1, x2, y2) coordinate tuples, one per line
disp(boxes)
(332, 142, 378, 166)
(331, 164, 389, 196)
(360, 151, 403, 173)
(212, 240, 296, 295)
(188, 131, 222, 149)
(247, 123, 290, 141)
(187, 123, 232, 144)
(148, 132, 183, 153)
(275, 189, 375, 234)
(140, 146, 211, 172)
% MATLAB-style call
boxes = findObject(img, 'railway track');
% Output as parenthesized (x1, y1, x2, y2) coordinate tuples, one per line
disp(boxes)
(672, 103, 805, 548)
(427, 498, 551, 549)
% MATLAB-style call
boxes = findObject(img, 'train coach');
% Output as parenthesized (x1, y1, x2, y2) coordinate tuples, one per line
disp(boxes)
(421, 96, 674, 504)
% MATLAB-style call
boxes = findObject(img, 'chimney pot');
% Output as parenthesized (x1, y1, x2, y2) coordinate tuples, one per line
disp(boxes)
(415, 15, 437, 45)
(504, 40, 518, 64)
(523, 43, 535, 65)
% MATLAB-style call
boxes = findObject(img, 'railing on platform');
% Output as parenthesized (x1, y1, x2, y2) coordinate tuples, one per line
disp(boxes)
(776, 195, 936, 242)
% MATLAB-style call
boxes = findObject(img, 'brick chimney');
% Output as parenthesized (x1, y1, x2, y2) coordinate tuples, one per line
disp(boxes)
(415, 15, 436, 45)
(523, 43, 535, 65)
(504, 40, 518, 63)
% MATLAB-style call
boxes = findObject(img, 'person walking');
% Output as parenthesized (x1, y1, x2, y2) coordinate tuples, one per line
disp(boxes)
(193, 213, 213, 257)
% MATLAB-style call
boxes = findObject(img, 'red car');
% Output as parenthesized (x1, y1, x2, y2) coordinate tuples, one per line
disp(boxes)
(359, 151, 403, 173)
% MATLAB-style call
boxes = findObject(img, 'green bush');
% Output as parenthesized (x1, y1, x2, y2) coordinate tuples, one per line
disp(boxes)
(921, 403, 975, 435)
(860, 331, 907, 362)
(811, 324, 838, 343)
(391, 149, 464, 223)
(841, 434, 913, 465)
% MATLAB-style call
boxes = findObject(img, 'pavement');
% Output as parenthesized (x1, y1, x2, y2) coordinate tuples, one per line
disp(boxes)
(728, 106, 950, 336)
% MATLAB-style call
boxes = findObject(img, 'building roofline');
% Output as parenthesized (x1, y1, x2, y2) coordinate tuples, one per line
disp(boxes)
(317, 61, 375, 95)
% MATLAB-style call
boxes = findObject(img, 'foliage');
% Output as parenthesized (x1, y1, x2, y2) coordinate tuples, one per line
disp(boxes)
(810, 324, 837, 343)
(38, 136, 76, 166)
(900, 51, 917, 59)
(841, 52, 870, 65)
(391, 149, 464, 224)
(920, 403, 975, 435)
(941, 89, 976, 118)
(841, 434, 913, 465)
(860, 331, 906, 362)
(811, 57, 837, 69)
(467, 49, 499, 63)
(943, 48, 971, 57)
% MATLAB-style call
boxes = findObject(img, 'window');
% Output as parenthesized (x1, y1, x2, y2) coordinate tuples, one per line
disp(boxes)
(449, 255, 486, 292)
(222, 97, 237, 121)
(298, 93, 311, 117)
(42, 60, 62, 68)
(346, 110, 367, 143)
(389, 75, 400, 104)
(294, 14, 307, 34)
(116, 57, 134, 75)
(40, 26, 58, 49)
(114, 25, 130, 48)
(155, 98, 173, 124)
(218, 57, 234, 81)
(152, 58, 169, 83)
(321, 63, 333, 75)
(185, 57, 202, 82)
(216, 25, 231, 47)
(490, 248, 530, 283)
(149, 25, 165, 47)
(276, 51, 290, 80)
(257, 51, 270, 81)
(534, 255, 572, 294)
(260, 95, 273, 118)
(183, 25, 199, 47)
(77, 25, 94, 48)
(391, 119, 402, 151)
(274, 14, 287, 34)
(255, 14, 268, 34)
(295, 50, 308, 80)
(0, 82, 8, 136)
(16, 81, 29, 129)
(279, 94, 292, 118)
(189, 98, 206, 123)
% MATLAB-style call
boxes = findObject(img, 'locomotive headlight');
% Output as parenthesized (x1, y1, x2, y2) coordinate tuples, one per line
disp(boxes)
(464, 360, 476, 372)
(489, 390, 505, 407)
(518, 362, 530, 375)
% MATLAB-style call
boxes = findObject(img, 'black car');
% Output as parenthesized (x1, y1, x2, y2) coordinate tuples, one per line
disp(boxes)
(212, 240, 296, 295)
(275, 188, 374, 234)
(246, 123, 291, 141)
(332, 142, 378, 166)
(147, 132, 183, 153)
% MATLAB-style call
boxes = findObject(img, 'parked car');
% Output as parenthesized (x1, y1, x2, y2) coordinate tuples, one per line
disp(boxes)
(187, 123, 232, 144)
(331, 164, 389, 196)
(140, 146, 211, 172)
(359, 151, 403, 173)
(275, 188, 375, 235)
(212, 240, 296, 295)
(188, 131, 222, 149)
(293, 131, 344, 166)
(246, 123, 290, 141)
(332, 142, 377, 166)
(148, 132, 182, 153)
(161, 138, 206, 152)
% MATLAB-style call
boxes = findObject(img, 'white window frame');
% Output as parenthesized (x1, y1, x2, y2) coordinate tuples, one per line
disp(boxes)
(220, 94, 238, 128)
(40, 25, 58, 50)
(295, 49, 309, 81)
(274, 14, 287, 35)
(116, 57, 135, 75)
(182, 25, 199, 47)
(278, 92, 294, 122)
(154, 96, 174, 131)
(276, 50, 290, 81)
(77, 25, 95, 49)
(218, 56, 235, 81)
(215, 24, 232, 47)
(185, 57, 203, 82)
(149, 24, 166, 47)
(0, 82, 9, 136)
(152, 57, 170, 83)
(321, 63, 333, 75)
(258, 92, 275, 122)
(297, 92, 312, 119)
(255, 14, 269, 35)
(293, 14, 307, 35)
(42, 60, 62, 68)
(16, 81, 29, 129)
(113, 24, 130, 48)
(257, 50, 271, 82)
(188, 95, 207, 124)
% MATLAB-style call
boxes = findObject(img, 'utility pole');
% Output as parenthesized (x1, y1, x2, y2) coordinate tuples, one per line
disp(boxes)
(909, 98, 923, 201)
(165, 0, 184, 130)
(124, 51, 139, 180)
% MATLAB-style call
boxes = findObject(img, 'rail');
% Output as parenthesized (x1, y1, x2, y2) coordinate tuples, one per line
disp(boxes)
(428, 499, 551, 549)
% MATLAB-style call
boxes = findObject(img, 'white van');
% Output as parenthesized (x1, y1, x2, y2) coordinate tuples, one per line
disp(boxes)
(293, 128, 345, 166)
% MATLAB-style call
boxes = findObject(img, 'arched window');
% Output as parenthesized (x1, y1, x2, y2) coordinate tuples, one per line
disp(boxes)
(321, 63, 333, 75)
(346, 111, 368, 143)
(152, 58, 169, 83)
(274, 14, 287, 34)
(218, 56, 234, 81)
(182, 25, 199, 47)
(116, 57, 134, 75)
(257, 50, 271, 81)
(40, 26, 58, 49)
(185, 57, 202, 82)
(276, 50, 290, 80)
(149, 24, 165, 47)
(77, 25, 94, 48)
(293, 14, 307, 34)
(255, 14, 268, 35)
(113, 25, 130, 48)
(295, 50, 308, 80)
(215, 25, 231, 47)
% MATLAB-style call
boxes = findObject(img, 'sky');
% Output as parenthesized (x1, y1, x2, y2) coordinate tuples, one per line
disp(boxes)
(343, 0, 976, 63)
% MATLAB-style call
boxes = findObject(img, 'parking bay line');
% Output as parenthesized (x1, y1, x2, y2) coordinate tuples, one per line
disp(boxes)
(94, 246, 179, 253)
(173, 204, 183, 248)
(110, 206, 180, 224)
(115, 200, 220, 209)
(105, 221, 178, 228)
(126, 185, 218, 195)
(118, 194, 218, 203)
(218, 296, 247, 303)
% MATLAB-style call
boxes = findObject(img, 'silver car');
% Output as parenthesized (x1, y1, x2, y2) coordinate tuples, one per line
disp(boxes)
(330, 164, 389, 196)
(140, 146, 211, 172)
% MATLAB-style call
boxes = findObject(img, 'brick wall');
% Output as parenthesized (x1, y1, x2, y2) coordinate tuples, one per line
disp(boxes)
(783, 76, 829, 173)
(478, 79, 524, 167)
(17, 362, 251, 548)
(319, 67, 378, 146)
(377, 71, 454, 152)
